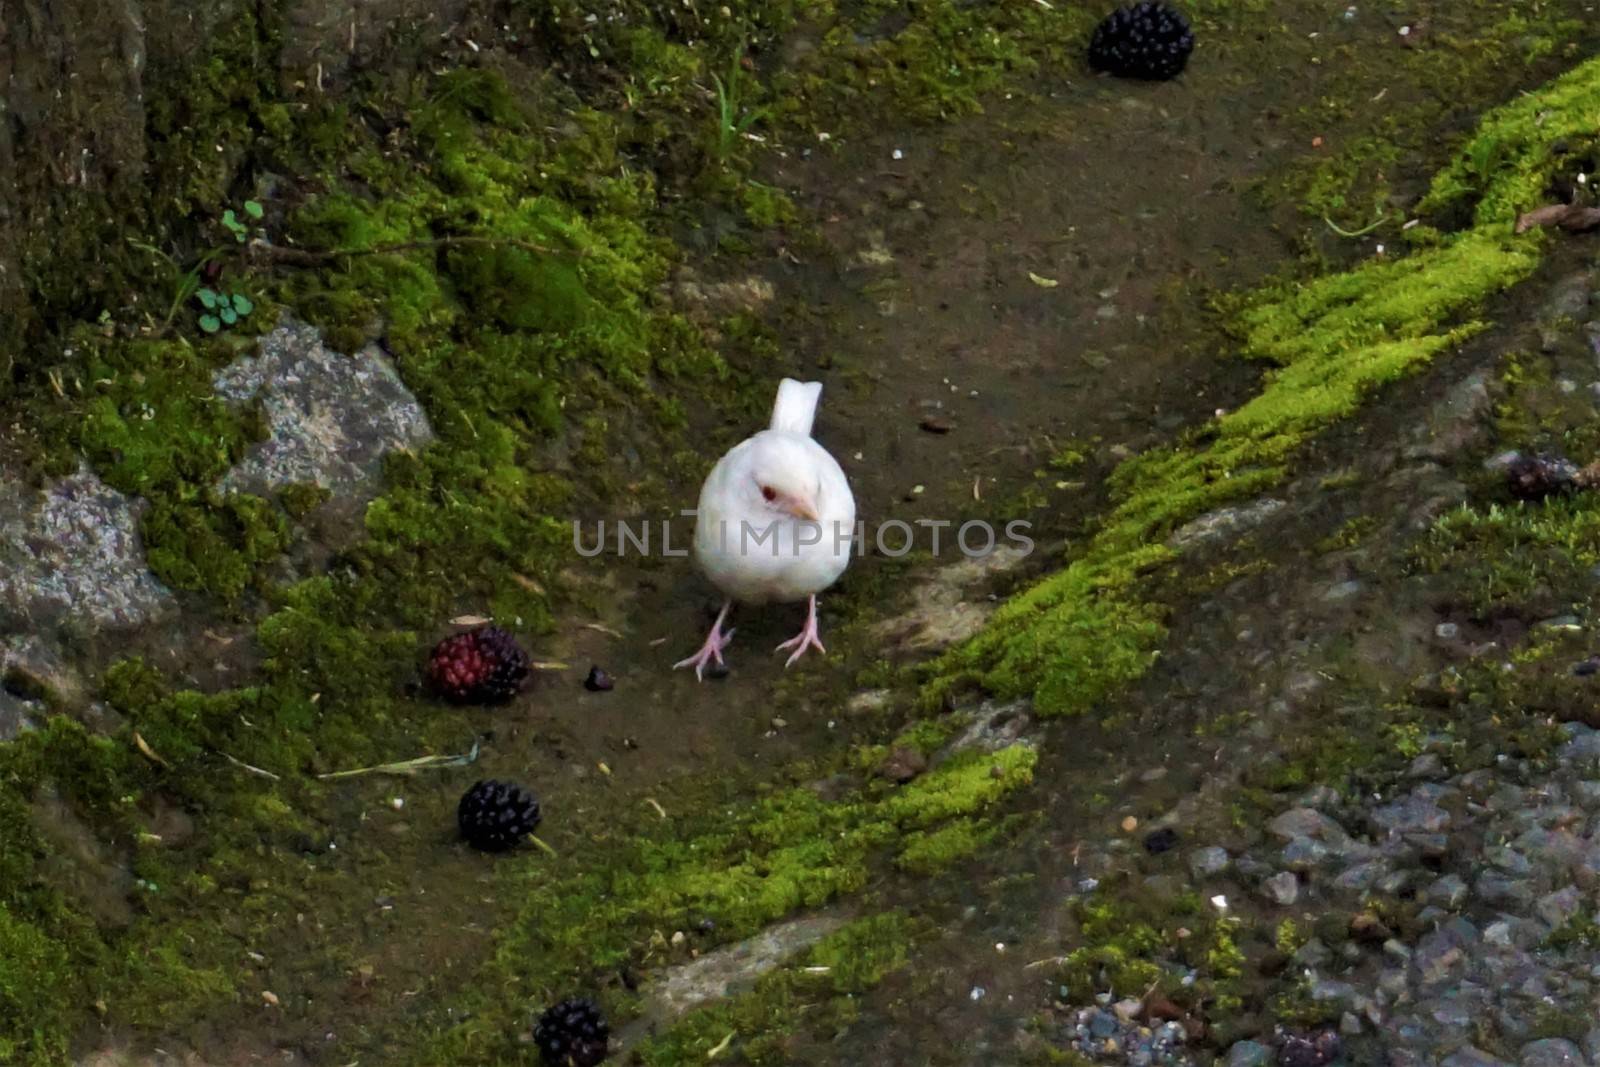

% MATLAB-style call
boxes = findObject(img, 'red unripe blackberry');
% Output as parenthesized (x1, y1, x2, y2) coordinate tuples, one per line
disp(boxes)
(425, 625, 529, 704)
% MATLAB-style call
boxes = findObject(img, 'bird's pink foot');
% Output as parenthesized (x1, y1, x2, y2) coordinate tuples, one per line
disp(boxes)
(674, 601, 734, 681)
(775, 595, 826, 668)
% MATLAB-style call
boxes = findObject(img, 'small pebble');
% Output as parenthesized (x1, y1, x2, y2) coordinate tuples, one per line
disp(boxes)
(584, 665, 614, 692)
(1121, 815, 1140, 832)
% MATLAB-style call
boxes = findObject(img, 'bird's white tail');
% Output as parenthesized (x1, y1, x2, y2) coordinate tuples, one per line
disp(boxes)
(769, 378, 823, 437)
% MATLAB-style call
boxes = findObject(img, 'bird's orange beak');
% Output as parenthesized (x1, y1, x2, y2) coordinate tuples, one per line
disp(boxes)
(785, 495, 820, 522)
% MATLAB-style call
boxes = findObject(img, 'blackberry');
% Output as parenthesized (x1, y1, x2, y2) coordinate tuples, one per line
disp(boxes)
(534, 997, 610, 1066)
(457, 779, 542, 852)
(1504, 452, 1581, 502)
(426, 625, 530, 704)
(1088, 2, 1195, 81)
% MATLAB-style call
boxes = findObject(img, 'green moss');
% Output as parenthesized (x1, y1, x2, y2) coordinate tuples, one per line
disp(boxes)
(1545, 912, 1600, 950)
(0, 905, 73, 1064)
(1417, 497, 1600, 614)
(926, 67, 1564, 716)
(1420, 53, 1600, 226)
(1056, 884, 1242, 1009)
(1315, 515, 1377, 553)
(896, 817, 996, 874)
(417, 745, 1034, 1060)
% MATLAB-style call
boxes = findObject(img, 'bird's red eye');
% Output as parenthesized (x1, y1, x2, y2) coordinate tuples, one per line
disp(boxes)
(761, 485, 777, 502)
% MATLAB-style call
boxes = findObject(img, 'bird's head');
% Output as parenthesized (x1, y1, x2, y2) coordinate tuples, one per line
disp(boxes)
(745, 437, 822, 522)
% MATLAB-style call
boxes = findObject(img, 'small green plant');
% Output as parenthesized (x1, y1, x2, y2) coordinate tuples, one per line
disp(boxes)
(222, 200, 265, 243)
(196, 289, 255, 334)
(710, 58, 766, 164)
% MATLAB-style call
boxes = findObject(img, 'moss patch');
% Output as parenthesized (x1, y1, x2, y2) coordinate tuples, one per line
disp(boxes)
(922, 51, 1600, 715)
(414, 744, 1035, 1060)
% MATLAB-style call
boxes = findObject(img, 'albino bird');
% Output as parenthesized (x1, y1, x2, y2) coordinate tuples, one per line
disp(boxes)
(674, 378, 856, 680)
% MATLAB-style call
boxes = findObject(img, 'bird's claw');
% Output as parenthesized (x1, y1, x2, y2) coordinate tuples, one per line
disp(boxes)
(774, 596, 826, 668)
(674, 614, 734, 681)
(774, 630, 825, 668)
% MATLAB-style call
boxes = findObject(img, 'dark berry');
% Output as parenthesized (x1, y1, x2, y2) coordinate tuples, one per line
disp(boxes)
(584, 665, 614, 692)
(457, 779, 541, 852)
(1143, 827, 1180, 854)
(1504, 452, 1581, 502)
(426, 626, 530, 704)
(1088, 2, 1195, 81)
(534, 997, 610, 1066)
(1278, 1030, 1341, 1067)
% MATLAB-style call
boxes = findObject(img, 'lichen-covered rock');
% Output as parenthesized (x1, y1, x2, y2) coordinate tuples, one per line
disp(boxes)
(213, 317, 434, 499)
(0, 465, 172, 634)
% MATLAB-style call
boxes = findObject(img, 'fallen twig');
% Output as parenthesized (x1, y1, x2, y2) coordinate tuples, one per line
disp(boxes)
(1323, 213, 1390, 238)
(317, 740, 481, 780)
(132, 731, 171, 769)
(221, 752, 282, 781)
(1515, 201, 1600, 234)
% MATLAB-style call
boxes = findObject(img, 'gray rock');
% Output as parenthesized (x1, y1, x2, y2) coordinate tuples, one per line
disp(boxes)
(1298, 785, 1343, 810)
(1269, 807, 1352, 845)
(1559, 731, 1600, 763)
(1333, 861, 1389, 892)
(1262, 871, 1299, 905)
(1376, 868, 1413, 895)
(1323, 579, 1364, 601)
(1310, 979, 1357, 1009)
(1188, 846, 1231, 877)
(1282, 838, 1335, 871)
(649, 915, 845, 1018)
(1519, 1039, 1585, 1067)
(1513, 828, 1587, 871)
(214, 317, 434, 500)
(1226, 1041, 1271, 1067)
(1486, 846, 1532, 876)
(1426, 873, 1469, 909)
(1292, 939, 1332, 968)
(0, 464, 172, 634)
(1409, 753, 1447, 778)
(1407, 371, 1491, 461)
(1442, 1048, 1513, 1067)
(0, 689, 36, 741)
(1168, 498, 1286, 550)
(1475, 872, 1534, 908)
(1583, 1029, 1600, 1067)
(1536, 886, 1583, 928)
(1414, 918, 1478, 985)
(1372, 792, 1452, 834)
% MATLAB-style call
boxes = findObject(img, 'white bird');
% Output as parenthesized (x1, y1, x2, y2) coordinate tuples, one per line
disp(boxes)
(674, 377, 856, 680)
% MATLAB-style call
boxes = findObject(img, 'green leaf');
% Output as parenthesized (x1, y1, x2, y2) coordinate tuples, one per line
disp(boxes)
(230, 293, 255, 316)
(219, 307, 239, 326)
(222, 210, 240, 230)
(197, 289, 219, 309)
(199, 314, 222, 334)
(243, 200, 264, 220)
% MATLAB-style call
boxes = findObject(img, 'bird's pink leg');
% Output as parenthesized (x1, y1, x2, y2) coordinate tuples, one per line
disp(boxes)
(775, 595, 826, 667)
(674, 600, 735, 681)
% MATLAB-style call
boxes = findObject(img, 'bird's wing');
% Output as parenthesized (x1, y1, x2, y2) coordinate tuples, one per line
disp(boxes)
(770, 378, 823, 438)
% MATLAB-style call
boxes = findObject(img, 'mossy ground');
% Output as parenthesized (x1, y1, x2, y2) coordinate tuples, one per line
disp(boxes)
(6, 0, 1600, 1061)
